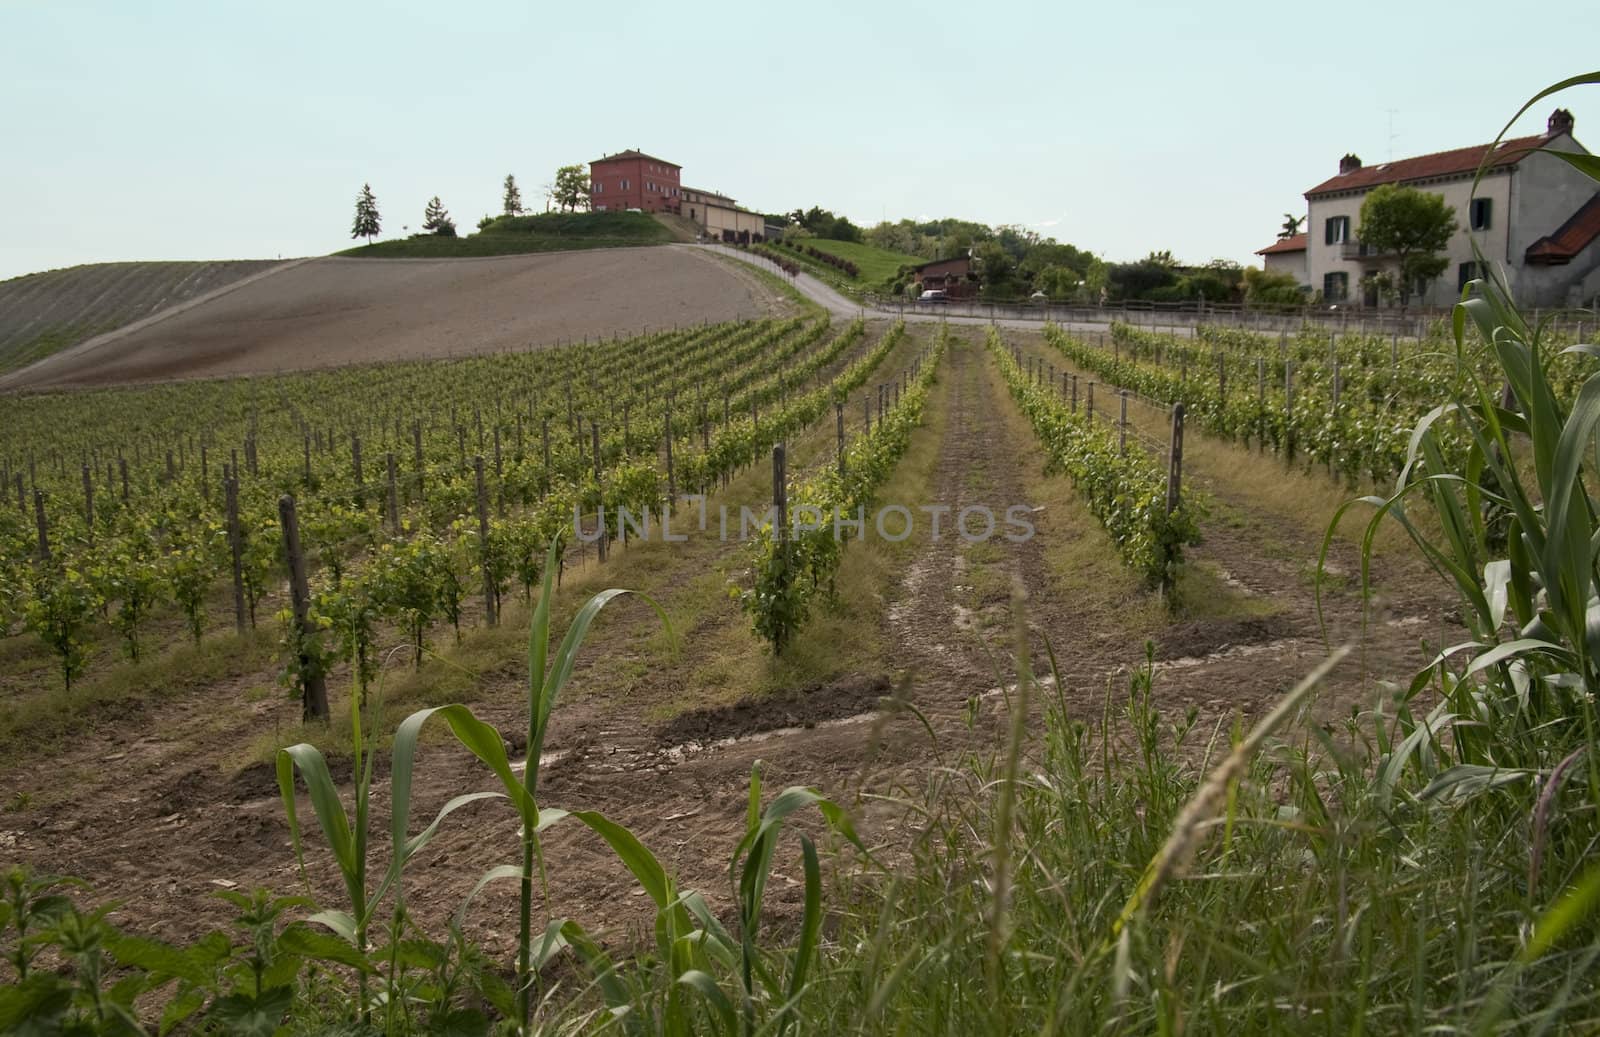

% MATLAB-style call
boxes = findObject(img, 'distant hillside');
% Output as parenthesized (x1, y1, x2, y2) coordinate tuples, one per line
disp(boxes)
(0, 260, 282, 375)
(338, 211, 674, 258)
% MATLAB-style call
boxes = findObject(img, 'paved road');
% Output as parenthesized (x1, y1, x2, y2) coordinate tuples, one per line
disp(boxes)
(699, 243, 1172, 337)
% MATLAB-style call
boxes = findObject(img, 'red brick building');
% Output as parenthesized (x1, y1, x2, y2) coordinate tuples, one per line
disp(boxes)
(589, 150, 681, 213)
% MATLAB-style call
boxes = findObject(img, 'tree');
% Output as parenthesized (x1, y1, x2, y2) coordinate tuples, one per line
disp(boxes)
(974, 242, 1022, 300)
(1357, 184, 1457, 306)
(1107, 258, 1177, 300)
(551, 165, 589, 212)
(1280, 213, 1305, 239)
(422, 196, 456, 236)
(1243, 267, 1304, 308)
(789, 206, 862, 243)
(351, 183, 381, 244)
(1032, 264, 1081, 300)
(503, 174, 524, 216)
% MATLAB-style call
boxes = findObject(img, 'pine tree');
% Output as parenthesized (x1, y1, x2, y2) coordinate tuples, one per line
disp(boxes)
(502, 174, 523, 216)
(422, 196, 455, 236)
(351, 183, 381, 244)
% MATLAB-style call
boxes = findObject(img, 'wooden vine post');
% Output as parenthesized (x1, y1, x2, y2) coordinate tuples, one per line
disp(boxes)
(34, 490, 49, 561)
(1166, 403, 1186, 516)
(81, 464, 94, 539)
(1119, 392, 1129, 456)
(773, 444, 788, 544)
(591, 423, 607, 563)
(664, 400, 676, 511)
(541, 418, 551, 485)
(475, 457, 498, 625)
(836, 402, 846, 476)
(278, 495, 328, 722)
(386, 452, 400, 533)
(225, 468, 245, 634)
(412, 422, 425, 502)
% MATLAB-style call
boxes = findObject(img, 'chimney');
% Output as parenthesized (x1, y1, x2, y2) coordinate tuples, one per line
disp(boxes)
(1339, 153, 1363, 175)
(1548, 108, 1575, 137)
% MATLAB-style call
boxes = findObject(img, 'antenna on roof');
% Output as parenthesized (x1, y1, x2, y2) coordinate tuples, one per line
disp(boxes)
(1386, 109, 1400, 162)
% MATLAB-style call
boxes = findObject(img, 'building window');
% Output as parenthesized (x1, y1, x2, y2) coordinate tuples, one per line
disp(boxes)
(592, 182, 602, 194)
(1323, 271, 1349, 301)
(1459, 261, 1483, 292)
(621, 179, 629, 190)
(1324, 216, 1350, 245)
(1471, 198, 1492, 231)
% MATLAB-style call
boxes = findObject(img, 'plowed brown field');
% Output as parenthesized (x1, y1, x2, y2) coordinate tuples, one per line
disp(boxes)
(4, 246, 784, 389)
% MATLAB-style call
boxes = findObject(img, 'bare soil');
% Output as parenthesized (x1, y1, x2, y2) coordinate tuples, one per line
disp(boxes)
(7, 247, 786, 390)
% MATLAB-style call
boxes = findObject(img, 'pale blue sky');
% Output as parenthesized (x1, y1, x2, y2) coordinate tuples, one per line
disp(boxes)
(2, 0, 1596, 280)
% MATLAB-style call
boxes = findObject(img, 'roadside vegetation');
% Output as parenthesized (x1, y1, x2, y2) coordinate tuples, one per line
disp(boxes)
(5, 77, 1600, 1035)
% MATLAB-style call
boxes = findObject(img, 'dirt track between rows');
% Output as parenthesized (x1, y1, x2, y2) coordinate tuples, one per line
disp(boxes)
(4, 246, 785, 389)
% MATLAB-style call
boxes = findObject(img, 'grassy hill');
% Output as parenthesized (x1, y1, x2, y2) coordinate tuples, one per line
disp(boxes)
(0, 260, 281, 376)
(792, 238, 923, 285)
(339, 211, 674, 258)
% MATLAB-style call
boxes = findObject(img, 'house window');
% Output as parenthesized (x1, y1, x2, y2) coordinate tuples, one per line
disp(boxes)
(1459, 262, 1483, 292)
(1471, 198, 1492, 231)
(592, 182, 602, 194)
(622, 179, 629, 190)
(1325, 216, 1350, 245)
(1323, 271, 1349, 301)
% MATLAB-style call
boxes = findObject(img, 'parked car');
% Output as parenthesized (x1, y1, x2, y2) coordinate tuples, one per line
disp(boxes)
(919, 289, 948, 302)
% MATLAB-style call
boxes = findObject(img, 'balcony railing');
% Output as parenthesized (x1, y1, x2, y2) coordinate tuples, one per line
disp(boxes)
(1340, 241, 1391, 260)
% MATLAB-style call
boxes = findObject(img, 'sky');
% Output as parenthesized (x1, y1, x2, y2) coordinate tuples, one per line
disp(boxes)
(2, 0, 1597, 281)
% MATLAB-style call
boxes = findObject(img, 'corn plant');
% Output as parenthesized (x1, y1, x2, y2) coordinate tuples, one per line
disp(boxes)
(276, 665, 502, 1023)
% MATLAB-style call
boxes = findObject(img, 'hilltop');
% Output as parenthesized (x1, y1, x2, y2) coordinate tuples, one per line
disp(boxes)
(337, 211, 674, 258)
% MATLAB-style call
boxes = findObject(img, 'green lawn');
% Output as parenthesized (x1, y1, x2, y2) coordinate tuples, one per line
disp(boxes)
(784, 237, 924, 286)
(338, 211, 673, 258)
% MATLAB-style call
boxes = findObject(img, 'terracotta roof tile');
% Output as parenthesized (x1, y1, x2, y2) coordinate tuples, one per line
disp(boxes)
(1256, 233, 1307, 255)
(1305, 134, 1547, 197)
(1526, 192, 1600, 264)
(589, 150, 681, 168)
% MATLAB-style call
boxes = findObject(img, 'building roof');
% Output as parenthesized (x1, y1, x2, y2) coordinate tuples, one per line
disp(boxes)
(683, 186, 737, 204)
(1525, 192, 1600, 265)
(1256, 232, 1307, 255)
(1305, 134, 1548, 198)
(590, 149, 681, 168)
(911, 256, 971, 272)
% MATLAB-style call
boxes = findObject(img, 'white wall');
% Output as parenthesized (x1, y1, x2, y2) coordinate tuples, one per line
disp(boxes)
(1263, 250, 1307, 285)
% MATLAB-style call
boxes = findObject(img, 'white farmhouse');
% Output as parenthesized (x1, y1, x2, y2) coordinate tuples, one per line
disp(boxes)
(1300, 108, 1600, 309)
(1255, 232, 1308, 288)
